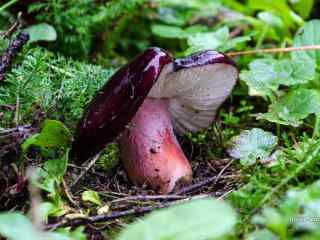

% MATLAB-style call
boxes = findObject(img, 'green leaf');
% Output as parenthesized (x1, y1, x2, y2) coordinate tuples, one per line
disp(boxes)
(260, 89, 320, 126)
(292, 20, 320, 65)
(228, 128, 278, 166)
(24, 23, 57, 43)
(240, 58, 315, 96)
(257, 11, 284, 29)
(55, 227, 86, 240)
(22, 120, 71, 153)
(0, 212, 86, 240)
(247, 229, 278, 240)
(82, 190, 102, 206)
(43, 151, 69, 180)
(0, 213, 44, 240)
(151, 24, 207, 39)
(252, 208, 287, 238)
(151, 24, 187, 39)
(248, 0, 303, 28)
(186, 26, 250, 53)
(291, 0, 314, 19)
(117, 198, 236, 240)
(187, 26, 229, 50)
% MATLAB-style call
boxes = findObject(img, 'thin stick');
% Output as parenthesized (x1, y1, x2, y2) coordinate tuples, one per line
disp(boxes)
(70, 153, 101, 189)
(226, 45, 320, 57)
(45, 194, 214, 230)
(110, 194, 185, 204)
(175, 159, 234, 195)
(0, 0, 18, 13)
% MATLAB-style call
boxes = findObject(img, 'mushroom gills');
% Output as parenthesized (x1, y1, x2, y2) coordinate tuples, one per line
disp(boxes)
(149, 62, 238, 135)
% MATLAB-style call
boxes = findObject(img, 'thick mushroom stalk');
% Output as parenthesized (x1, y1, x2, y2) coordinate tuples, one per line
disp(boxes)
(119, 98, 192, 193)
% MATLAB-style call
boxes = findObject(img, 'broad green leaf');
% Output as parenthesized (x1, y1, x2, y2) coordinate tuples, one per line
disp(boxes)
(117, 198, 236, 240)
(187, 26, 229, 50)
(248, 0, 303, 28)
(257, 11, 284, 29)
(240, 58, 315, 96)
(22, 120, 71, 153)
(0, 213, 44, 240)
(24, 23, 57, 43)
(151, 24, 186, 39)
(151, 24, 207, 39)
(228, 128, 278, 166)
(292, 20, 320, 65)
(82, 190, 102, 206)
(291, 0, 314, 19)
(252, 208, 287, 237)
(43, 150, 69, 180)
(247, 229, 278, 240)
(55, 227, 86, 240)
(260, 89, 320, 126)
(0, 212, 85, 240)
(186, 26, 250, 53)
(39, 201, 67, 219)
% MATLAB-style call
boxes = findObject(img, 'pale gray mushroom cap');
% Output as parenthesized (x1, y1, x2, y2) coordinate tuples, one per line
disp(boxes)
(148, 50, 238, 134)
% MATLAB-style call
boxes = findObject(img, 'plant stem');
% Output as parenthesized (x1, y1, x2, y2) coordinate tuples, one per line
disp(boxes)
(245, 141, 320, 221)
(255, 25, 268, 50)
(0, 0, 18, 13)
(313, 115, 320, 138)
(227, 45, 320, 57)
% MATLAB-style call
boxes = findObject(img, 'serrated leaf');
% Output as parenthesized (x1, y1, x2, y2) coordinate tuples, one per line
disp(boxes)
(292, 20, 320, 65)
(240, 58, 315, 96)
(117, 199, 236, 240)
(24, 23, 57, 43)
(22, 120, 71, 153)
(260, 89, 320, 126)
(228, 128, 278, 166)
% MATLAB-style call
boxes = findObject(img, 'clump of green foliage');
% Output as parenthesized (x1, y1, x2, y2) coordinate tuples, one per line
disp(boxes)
(28, 0, 147, 61)
(0, 46, 113, 128)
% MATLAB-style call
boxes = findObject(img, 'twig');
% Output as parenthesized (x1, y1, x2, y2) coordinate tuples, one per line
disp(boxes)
(0, 12, 22, 39)
(27, 167, 44, 230)
(71, 153, 101, 189)
(0, 0, 18, 13)
(175, 159, 234, 195)
(0, 31, 29, 82)
(62, 179, 79, 208)
(45, 194, 214, 230)
(226, 45, 320, 57)
(0, 104, 15, 110)
(110, 194, 185, 204)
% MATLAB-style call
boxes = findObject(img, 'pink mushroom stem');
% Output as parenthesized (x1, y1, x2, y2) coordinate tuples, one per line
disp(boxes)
(118, 98, 192, 193)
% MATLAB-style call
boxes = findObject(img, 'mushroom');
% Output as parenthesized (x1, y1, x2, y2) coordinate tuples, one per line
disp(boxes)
(71, 47, 238, 193)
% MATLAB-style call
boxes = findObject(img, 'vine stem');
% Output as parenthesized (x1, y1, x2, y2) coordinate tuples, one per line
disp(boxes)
(0, 0, 18, 13)
(226, 45, 320, 57)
